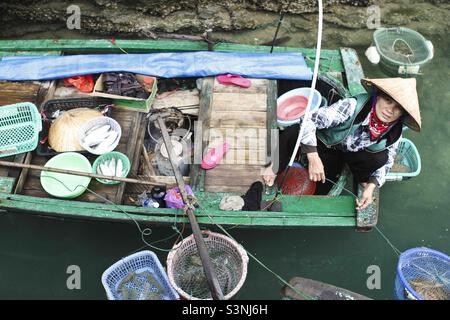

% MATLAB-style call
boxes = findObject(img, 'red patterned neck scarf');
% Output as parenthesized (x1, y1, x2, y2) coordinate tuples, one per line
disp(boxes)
(369, 109, 392, 141)
(369, 91, 396, 141)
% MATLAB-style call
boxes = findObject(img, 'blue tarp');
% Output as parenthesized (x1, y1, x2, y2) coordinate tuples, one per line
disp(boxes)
(0, 51, 312, 81)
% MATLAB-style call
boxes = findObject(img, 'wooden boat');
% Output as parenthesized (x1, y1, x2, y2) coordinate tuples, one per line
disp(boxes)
(281, 277, 372, 300)
(0, 39, 380, 230)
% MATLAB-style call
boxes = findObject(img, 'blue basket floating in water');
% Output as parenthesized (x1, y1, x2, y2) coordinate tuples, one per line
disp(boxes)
(101, 250, 179, 300)
(394, 247, 450, 300)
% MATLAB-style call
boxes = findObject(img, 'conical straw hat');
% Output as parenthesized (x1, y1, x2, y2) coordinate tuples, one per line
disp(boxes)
(361, 78, 421, 131)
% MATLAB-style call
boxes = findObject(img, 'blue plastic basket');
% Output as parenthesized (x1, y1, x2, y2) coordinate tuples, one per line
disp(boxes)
(394, 247, 450, 300)
(101, 250, 179, 300)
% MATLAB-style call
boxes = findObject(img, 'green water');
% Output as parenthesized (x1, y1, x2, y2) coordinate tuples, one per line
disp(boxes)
(0, 32, 449, 300)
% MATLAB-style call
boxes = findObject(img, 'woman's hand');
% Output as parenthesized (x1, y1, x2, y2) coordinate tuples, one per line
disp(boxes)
(356, 182, 376, 211)
(262, 164, 276, 187)
(307, 152, 325, 183)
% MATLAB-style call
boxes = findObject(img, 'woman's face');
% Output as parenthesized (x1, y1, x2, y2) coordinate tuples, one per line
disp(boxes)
(375, 95, 404, 123)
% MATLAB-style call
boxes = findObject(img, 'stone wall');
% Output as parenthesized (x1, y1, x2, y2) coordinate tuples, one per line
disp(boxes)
(0, 0, 449, 47)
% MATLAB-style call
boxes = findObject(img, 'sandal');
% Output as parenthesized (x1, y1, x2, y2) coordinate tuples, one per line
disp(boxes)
(201, 142, 230, 170)
(217, 74, 251, 88)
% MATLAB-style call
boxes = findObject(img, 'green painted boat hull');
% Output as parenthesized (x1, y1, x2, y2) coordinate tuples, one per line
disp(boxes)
(0, 38, 376, 229)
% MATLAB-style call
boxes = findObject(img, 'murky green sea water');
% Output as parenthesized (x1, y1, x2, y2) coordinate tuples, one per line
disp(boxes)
(0, 24, 448, 300)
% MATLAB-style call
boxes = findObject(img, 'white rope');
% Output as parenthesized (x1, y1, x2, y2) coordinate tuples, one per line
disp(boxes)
(288, 0, 323, 167)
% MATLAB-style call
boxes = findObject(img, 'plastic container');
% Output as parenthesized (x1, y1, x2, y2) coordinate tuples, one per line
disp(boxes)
(277, 88, 322, 128)
(40, 152, 92, 198)
(385, 138, 421, 182)
(0, 102, 42, 158)
(166, 231, 249, 300)
(373, 27, 433, 76)
(92, 151, 130, 185)
(37, 97, 112, 156)
(101, 250, 179, 300)
(394, 247, 450, 300)
(79, 117, 122, 155)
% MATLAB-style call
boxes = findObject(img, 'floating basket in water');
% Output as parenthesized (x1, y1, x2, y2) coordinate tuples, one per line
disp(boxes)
(386, 138, 421, 182)
(394, 247, 450, 300)
(374, 27, 433, 76)
(101, 250, 179, 300)
(166, 231, 249, 300)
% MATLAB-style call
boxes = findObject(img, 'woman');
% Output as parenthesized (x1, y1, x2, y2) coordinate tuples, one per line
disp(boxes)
(264, 78, 421, 211)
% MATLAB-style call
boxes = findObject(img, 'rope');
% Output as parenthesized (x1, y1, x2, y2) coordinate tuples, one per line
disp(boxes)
(322, 177, 403, 256)
(206, 215, 316, 300)
(40, 175, 181, 252)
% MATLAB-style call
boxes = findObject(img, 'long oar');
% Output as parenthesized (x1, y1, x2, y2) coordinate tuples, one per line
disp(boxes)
(0, 160, 159, 186)
(156, 116, 224, 300)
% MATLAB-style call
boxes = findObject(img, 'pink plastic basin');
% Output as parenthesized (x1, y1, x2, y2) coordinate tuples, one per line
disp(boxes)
(276, 95, 309, 121)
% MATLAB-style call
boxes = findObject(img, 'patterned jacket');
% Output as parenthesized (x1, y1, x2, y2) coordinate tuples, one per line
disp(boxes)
(300, 98, 400, 187)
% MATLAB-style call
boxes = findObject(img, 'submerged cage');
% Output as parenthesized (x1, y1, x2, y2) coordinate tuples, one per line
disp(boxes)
(101, 250, 179, 300)
(166, 231, 249, 300)
(374, 27, 433, 76)
(394, 247, 450, 300)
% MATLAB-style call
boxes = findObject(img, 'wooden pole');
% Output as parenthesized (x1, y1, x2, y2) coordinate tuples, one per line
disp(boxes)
(0, 160, 158, 186)
(156, 117, 224, 300)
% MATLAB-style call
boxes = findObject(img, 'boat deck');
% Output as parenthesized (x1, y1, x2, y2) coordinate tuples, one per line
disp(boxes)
(203, 78, 272, 193)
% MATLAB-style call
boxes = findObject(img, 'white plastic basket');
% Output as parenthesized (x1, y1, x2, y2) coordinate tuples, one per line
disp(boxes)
(78, 116, 122, 155)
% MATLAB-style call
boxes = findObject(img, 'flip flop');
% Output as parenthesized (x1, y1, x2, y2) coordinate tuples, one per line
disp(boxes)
(217, 74, 251, 88)
(201, 142, 230, 170)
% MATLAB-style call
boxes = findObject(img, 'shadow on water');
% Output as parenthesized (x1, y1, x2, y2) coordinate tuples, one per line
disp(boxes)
(0, 32, 449, 299)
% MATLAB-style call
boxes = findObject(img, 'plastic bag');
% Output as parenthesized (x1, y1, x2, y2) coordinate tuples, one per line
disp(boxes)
(164, 185, 194, 209)
(63, 75, 94, 93)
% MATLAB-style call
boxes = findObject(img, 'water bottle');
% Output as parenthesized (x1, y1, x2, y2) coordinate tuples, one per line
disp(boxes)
(137, 192, 160, 208)
(150, 186, 166, 208)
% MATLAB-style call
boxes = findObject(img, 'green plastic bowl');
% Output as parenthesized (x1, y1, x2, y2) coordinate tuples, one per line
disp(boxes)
(40, 152, 92, 199)
(92, 151, 130, 185)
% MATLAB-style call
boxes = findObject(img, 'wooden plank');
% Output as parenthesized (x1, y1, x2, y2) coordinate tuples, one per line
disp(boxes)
(209, 111, 266, 128)
(282, 277, 372, 300)
(0, 177, 15, 193)
(0, 192, 357, 227)
(190, 77, 214, 192)
(207, 138, 266, 151)
(114, 111, 144, 204)
(266, 80, 278, 163)
(211, 92, 267, 112)
(152, 89, 199, 110)
(356, 185, 379, 230)
(340, 47, 366, 96)
(0, 81, 40, 105)
(14, 152, 32, 194)
(213, 78, 269, 94)
(205, 148, 266, 165)
(0, 192, 356, 217)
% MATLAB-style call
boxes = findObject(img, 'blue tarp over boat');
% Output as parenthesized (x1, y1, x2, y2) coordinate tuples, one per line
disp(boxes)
(0, 51, 312, 81)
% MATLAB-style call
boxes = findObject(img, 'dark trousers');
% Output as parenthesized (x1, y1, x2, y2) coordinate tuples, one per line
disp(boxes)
(277, 124, 388, 195)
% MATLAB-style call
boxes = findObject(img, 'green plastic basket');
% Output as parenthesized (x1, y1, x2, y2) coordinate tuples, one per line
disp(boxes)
(0, 102, 42, 158)
(374, 27, 433, 76)
(92, 151, 130, 185)
(386, 138, 421, 182)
